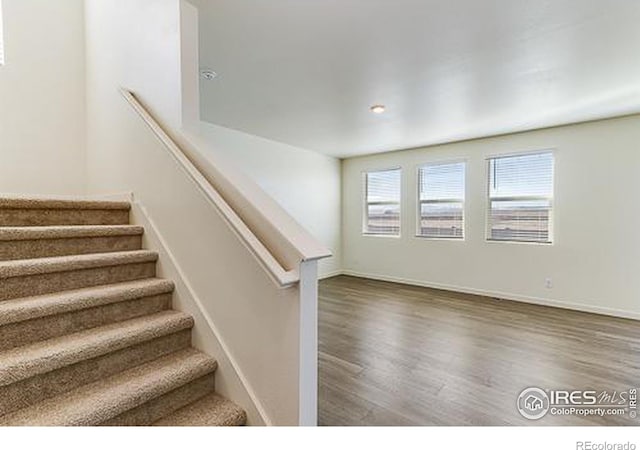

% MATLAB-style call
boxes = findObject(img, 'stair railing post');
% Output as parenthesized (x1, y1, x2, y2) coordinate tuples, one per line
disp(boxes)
(298, 259, 318, 426)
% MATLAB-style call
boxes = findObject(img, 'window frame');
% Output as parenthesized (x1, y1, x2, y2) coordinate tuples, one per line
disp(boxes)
(415, 159, 467, 240)
(485, 149, 555, 245)
(362, 167, 402, 237)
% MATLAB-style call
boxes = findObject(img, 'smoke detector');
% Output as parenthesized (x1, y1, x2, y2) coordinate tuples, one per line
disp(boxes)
(200, 69, 218, 81)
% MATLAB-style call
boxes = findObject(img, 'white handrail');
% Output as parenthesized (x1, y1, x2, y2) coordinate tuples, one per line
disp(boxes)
(120, 89, 302, 287)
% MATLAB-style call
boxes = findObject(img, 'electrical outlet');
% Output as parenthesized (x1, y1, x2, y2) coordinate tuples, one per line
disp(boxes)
(545, 278, 553, 289)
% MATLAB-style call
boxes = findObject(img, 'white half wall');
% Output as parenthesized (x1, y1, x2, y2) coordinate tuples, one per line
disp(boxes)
(342, 114, 640, 319)
(188, 121, 343, 278)
(0, 0, 86, 195)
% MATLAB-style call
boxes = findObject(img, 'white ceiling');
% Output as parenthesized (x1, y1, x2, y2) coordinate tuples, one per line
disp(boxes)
(191, 0, 640, 158)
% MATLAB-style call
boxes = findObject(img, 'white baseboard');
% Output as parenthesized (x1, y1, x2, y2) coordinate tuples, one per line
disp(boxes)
(336, 270, 640, 321)
(319, 269, 344, 280)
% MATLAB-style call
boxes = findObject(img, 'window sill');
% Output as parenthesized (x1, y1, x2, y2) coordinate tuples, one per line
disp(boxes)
(485, 239, 553, 246)
(415, 235, 465, 242)
(362, 233, 401, 239)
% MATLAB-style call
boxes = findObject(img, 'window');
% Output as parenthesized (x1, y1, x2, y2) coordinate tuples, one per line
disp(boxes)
(364, 168, 401, 236)
(418, 161, 465, 239)
(0, 0, 4, 65)
(487, 151, 554, 243)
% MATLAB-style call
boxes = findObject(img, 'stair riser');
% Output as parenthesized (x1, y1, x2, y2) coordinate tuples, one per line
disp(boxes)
(0, 236, 143, 261)
(0, 294, 173, 351)
(0, 209, 129, 226)
(102, 375, 215, 426)
(0, 330, 192, 417)
(0, 262, 156, 302)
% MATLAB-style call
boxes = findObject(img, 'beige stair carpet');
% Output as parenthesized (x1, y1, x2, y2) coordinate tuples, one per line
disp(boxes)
(0, 196, 246, 426)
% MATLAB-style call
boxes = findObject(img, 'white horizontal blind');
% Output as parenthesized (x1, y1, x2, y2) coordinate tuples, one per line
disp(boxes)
(364, 168, 401, 235)
(418, 161, 465, 238)
(0, 1, 4, 65)
(488, 151, 554, 243)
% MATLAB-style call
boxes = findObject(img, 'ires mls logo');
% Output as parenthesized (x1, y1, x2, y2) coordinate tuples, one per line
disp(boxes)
(517, 387, 637, 420)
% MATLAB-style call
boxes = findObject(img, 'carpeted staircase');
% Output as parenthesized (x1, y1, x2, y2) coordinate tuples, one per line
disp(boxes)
(0, 197, 247, 426)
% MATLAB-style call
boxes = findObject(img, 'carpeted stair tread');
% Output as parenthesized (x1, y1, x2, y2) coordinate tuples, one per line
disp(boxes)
(0, 278, 174, 326)
(0, 225, 144, 241)
(0, 310, 193, 387)
(0, 250, 158, 279)
(0, 195, 246, 427)
(0, 348, 217, 426)
(153, 393, 247, 426)
(0, 197, 131, 211)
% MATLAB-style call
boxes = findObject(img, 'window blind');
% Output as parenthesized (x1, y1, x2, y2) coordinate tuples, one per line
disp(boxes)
(364, 168, 401, 235)
(488, 151, 554, 243)
(418, 161, 465, 238)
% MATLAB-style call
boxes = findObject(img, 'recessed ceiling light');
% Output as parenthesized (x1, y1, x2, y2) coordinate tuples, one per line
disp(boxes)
(200, 69, 218, 81)
(370, 104, 386, 114)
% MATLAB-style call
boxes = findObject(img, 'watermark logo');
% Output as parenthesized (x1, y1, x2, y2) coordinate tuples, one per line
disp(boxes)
(517, 386, 638, 420)
(517, 387, 550, 420)
(577, 442, 637, 450)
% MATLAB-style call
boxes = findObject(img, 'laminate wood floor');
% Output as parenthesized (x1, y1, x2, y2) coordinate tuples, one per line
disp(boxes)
(318, 276, 640, 426)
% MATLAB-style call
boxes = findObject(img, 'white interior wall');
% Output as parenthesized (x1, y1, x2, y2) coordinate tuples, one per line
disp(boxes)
(0, 0, 86, 195)
(83, 0, 319, 425)
(342, 114, 640, 319)
(83, 0, 265, 421)
(180, 0, 342, 278)
(188, 121, 343, 277)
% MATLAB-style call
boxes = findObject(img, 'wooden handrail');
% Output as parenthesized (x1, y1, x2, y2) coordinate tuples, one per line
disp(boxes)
(120, 89, 303, 287)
